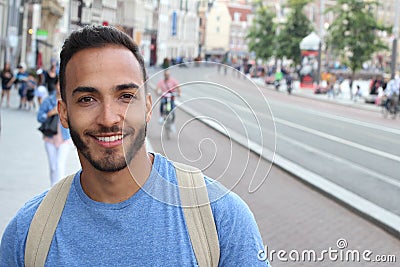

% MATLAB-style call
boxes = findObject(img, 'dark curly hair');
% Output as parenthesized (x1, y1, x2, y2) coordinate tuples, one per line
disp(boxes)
(59, 25, 147, 101)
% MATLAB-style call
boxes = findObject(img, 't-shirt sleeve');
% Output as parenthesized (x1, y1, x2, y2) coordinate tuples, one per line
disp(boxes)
(0, 192, 47, 267)
(211, 190, 271, 266)
(0, 217, 22, 266)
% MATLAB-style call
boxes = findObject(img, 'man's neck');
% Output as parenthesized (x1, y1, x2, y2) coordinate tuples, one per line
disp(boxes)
(79, 151, 154, 204)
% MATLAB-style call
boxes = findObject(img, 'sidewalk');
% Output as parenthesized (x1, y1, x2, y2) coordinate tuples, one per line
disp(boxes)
(251, 77, 381, 113)
(0, 90, 80, 236)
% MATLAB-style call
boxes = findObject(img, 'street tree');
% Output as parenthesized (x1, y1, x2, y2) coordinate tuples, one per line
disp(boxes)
(246, 0, 276, 63)
(276, 0, 314, 65)
(325, 0, 390, 77)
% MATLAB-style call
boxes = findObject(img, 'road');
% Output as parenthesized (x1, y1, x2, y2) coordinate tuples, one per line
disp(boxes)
(146, 76, 400, 266)
(147, 65, 400, 219)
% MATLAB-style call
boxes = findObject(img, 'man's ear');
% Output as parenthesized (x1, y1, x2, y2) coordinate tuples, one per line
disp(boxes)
(58, 100, 69, 129)
(145, 93, 152, 123)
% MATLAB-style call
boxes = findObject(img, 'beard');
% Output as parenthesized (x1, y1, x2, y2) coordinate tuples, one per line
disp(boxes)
(69, 120, 147, 172)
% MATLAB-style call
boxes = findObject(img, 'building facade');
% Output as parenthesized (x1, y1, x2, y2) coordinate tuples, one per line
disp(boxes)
(227, 2, 253, 59)
(156, 0, 199, 65)
(203, 0, 231, 59)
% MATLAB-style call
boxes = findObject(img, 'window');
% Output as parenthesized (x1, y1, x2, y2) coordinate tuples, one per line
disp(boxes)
(234, 12, 241, 22)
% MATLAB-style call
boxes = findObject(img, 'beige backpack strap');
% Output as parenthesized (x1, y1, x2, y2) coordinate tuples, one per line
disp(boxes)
(25, 175, 74, 267)
(173, 162, 220, 267)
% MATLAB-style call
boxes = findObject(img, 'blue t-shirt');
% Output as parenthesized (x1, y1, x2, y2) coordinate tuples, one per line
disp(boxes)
(0, 153, 270, 266)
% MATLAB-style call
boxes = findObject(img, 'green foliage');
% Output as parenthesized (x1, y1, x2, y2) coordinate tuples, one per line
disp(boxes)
(276, 0, 314, 65)
(246, 0, 276, 61)
(325, 0, 390, 73)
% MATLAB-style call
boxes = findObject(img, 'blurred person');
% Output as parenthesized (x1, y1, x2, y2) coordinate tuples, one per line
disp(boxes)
(45, 63, 58, 94)
(353, 85, 363, 102)
(286, 72, 293, 94)
(35, 68, 48, 106)
(14, 63, 29, 109)
(0, 62, 14, 108)
(36, 77, 72, 186)
(327, 73, 337, 98)
(383, 77, 399, 112)
(25, 71, 38, 111)
(0, 25, 270, 266)
(274, 68, 283, 90)
(156, 70, 181, 124)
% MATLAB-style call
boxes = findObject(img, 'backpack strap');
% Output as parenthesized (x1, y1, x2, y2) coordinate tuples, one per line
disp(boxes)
(173, 162, 220, 267)
(25, 162, 220, 267)
(25, 175, 74, 267)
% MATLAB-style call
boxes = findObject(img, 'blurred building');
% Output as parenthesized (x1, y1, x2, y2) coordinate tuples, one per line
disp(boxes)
(197, 0, 212, 59)
(115, 0, 156, 66)
(156, 0, 199, 65)
(227, 2, 253, 59)
(0, 0, 8, 67)
(203, 0, 231, 60)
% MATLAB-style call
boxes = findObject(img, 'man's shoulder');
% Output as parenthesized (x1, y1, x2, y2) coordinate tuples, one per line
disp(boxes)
(3, 191, 48, 238)
(205, 177, 250, 216)
(151, 154, 253, 219)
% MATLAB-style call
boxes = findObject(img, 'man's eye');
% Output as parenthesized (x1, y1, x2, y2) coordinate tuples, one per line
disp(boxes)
(121, 93, 137, 101)
(78, 96, 94, 103)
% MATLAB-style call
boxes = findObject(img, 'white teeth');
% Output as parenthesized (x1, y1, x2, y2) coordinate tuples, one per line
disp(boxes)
(97, 135, 123, 142)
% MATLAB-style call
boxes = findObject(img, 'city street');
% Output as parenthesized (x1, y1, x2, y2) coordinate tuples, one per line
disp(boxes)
(147, 65, 400, 219)
(0, 67, 399, 266)
(146, 66, 400, 266)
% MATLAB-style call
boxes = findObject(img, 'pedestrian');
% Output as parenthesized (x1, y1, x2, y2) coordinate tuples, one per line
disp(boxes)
(37, 77, 72, 186)
(0, 25, 270, 266)
(0, 62, 14, 108)
(353, 85, 362, 102)
(25, 70, 37, 111)
(162, 57, 170, 69)
(327, 73, 336, 98)
(349, 78, 354, 100)
(383, 77, 399, 111)
(14, 63, 29, 109)
(35, 68, 48, 106)
(44, 63, 58, 94)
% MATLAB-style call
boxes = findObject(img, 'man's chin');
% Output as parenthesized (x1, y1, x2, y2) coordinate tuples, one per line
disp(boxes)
(89, 157, 128, 173)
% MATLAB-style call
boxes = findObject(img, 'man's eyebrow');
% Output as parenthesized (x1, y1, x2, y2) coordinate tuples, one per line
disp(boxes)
(72, 86, 97, 96)
(115, 83, 140, 91)
(71, 83, 139, 96)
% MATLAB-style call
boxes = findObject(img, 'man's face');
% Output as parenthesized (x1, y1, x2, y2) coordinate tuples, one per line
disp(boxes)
(164, 72, 170, 80)
(59, 45, 152, 172)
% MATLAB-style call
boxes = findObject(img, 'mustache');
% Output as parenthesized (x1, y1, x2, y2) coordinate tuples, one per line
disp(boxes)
(86, 125, 134, 135)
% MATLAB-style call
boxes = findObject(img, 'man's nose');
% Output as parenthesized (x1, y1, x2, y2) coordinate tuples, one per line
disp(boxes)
(97, 101, 123, 127)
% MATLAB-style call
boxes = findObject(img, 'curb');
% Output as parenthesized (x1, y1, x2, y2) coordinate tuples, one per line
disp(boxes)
(175, 99, 400, 239)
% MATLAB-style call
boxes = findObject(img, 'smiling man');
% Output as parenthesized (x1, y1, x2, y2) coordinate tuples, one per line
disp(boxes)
(0, 26, 270, 266)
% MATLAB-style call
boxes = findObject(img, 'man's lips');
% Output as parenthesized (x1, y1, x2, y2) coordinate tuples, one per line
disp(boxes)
(92, 134, 124, 147)
(95, 134, 123, 142)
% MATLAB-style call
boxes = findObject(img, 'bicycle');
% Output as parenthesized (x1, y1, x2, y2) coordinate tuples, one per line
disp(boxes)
(160, 92, 176, 140)
(381, 95, 399, 119)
